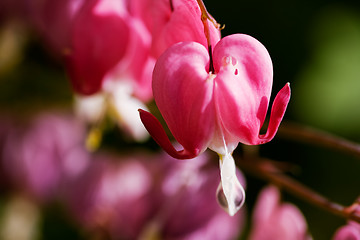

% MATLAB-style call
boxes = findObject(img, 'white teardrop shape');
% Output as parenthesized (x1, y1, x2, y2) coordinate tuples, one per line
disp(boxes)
(217, 153, 245, 216)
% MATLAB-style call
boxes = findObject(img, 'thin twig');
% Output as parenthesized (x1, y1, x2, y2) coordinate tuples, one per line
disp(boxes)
(278, 121, 360, 159)
(196, 0, 219, 73)
(237, 156, 360, 223)
(196, 0, 221, 30)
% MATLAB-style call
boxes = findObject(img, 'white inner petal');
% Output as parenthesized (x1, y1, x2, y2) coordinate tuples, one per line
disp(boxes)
(217, 152, 245, 216)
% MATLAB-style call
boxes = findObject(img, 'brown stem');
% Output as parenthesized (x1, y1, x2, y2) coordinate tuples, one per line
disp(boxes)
(196, 0, 220, 30)
(196, 0, 220, 73)
(169, 0, 174, 12)
(237, 156, 360, 223)
(278, 121, 360, 159)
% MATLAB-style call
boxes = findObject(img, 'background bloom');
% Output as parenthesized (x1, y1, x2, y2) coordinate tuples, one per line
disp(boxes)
(249, 186, 311, 240)
(65, 151, 245, 240)
(333, 203, 360, 240)
(1, 113, 89, 203)
(333, 222, 360, 240)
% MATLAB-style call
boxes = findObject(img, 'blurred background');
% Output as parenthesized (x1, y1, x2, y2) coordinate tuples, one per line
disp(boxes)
(1, 0, 360, 239)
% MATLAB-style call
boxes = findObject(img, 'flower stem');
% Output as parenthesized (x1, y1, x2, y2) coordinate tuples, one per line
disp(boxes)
(196, 0, 220, 73)
(196, 0, 221, 31)
(237, 155, 360, 223)
(169, 0, 174, 12)
(278, 121, 360, 159)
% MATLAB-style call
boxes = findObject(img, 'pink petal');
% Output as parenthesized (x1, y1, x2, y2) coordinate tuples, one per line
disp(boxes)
(150, 0, 221, 58)
(333, 224, 360, 240)
(257, 83, 291, 144)
(212, 34, 290, 145)
(249, 186, 309, 240)
(110, 17, 154, 102)
(138, 109, 198, 159)
(65, 0, 130, 95)
(251, 185, 279, 225)
(152, 41, 216, 157)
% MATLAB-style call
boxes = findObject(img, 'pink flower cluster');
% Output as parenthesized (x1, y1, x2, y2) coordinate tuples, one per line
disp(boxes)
(2, 0, 293, 228)
(0, 113, 244, 239)
(16, 0, 226, 143)
(25, 0, 221, 98)
(4, 0, 291, 216)
(0, 113, 316, 239)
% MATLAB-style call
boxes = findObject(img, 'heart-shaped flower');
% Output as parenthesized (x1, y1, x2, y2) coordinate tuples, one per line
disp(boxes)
(140, 33, 291, 215)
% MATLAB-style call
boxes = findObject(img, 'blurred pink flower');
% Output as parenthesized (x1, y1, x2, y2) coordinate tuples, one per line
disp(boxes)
(249, 185, 311, 240)
(23, 0, 152, 142)
(1, 113, 90, 202)
(65, 0, 131, 95)
(333, 222, 360, 240)
(65, 151, 245, 240)
(140, 34, 290, 215)
(333, 203, 360, 240)
(63, 0, 158, 143)
(13, 0, 225, 143)
(27, 0, 86, 54)
(155, 152, 246, 240)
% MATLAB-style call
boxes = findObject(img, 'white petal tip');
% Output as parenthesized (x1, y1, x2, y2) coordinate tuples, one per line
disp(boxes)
(216, 181, 245, 216)
(217, 153, 246, 216)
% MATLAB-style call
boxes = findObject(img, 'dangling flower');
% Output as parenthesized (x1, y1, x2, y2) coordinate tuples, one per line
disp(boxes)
(333, 222, 360, 240)
(139, 34, 291, 215)
(65, 0, 132, 95)
(248, 186, 311, 240)
(63, 0, 155, 145)
(333, 200, 360, 240)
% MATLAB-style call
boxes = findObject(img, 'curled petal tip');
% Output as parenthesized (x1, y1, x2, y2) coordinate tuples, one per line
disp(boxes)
(257, 83, 291, 144)
(138, 109, 198, 159)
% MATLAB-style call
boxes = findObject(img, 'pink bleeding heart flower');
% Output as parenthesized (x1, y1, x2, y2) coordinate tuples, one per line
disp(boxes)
(139, 33, 291, 215)
(65, 0, 130, 95)
(62, 0, 155, 143)
(333, 222, 360, 240)
(248, 186, 311, 240)
(333, 202, 360, 240)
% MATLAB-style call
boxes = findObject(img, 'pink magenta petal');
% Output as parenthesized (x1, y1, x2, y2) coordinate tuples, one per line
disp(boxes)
(66, 0, 130, 95)
(212, 34, 290, 145)
(150, 0, 221, 58)
(249, 186, 309, 240)
(138, 109, 199, 159)
(144, 34, 290, 161)
(152, 41, 216, 157)
(257, 83, 291, 144)
(333, 224, 360, 240)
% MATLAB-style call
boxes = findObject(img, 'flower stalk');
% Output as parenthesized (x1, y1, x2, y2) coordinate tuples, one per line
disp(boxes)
(278, 121, 360, 159)
(169, 0, 174, 12)
(196, 0, 221, 73)
(237, 152, 360, 223)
